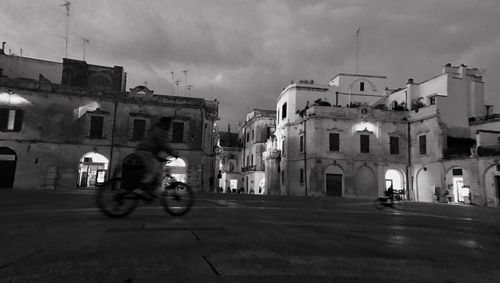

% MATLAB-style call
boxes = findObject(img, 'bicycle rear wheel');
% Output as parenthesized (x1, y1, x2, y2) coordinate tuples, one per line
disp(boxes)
(160, 182, 194, 216)
(96, 178, 138, 218)
(374, 197, 386, 209)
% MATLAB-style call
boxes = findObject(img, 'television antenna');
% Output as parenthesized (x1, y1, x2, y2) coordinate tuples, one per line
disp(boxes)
(80, 37, 90, 60)
(175, 80, 181, 95)
(60, 1, 71, 58)
(182, 69, 190, 96)
(186, 84, 194, 97)
(170, 71, 175, 94)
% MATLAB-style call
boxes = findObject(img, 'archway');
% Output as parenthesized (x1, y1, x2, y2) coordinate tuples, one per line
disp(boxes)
(0, 147, 16, 188)
(325, 165, 343, 196)
(484, 164, 500, 206)
(354, 165, 377, 197)
(415, 165, 442, 202)
(385, 169, 405, 199)
(77, 152, 109, 188)
(165, 158, 187, 183)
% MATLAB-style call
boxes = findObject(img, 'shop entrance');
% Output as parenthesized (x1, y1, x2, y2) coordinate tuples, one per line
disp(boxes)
(165, 158, 187, 183)
(0, 147, 16, 188)
(77, 152, 109, 188)
(385, 169, 405, 199)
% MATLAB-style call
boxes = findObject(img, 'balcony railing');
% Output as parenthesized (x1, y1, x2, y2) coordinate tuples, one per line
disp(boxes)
(241, 165, 266, 172)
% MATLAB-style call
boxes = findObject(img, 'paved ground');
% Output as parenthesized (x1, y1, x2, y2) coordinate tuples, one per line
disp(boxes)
(1, 189, 500, 282)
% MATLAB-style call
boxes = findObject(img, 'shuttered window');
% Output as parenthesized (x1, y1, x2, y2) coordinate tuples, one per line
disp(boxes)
(133, 119, 146, 140)
(172, 122, 184, 142)
(0, 109, 23, 132)
(390, 136, 399, 155)
(90, 116, 104, 138)
(329, 133, 339, 152)
(360, 134, 370, 153)
(419, 135, 427, 155)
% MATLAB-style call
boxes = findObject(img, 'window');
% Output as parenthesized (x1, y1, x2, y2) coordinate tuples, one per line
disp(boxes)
(251, 154, 254, 166)
(419, 135, 427, 155)
(0, 109, 23, 132)
(390, 136, 399, 155)
(282, 140, 286, 156)
(329, 133, 339, 151)
(90, 116, 104, 138)
(281, 170, 285, 183)
(281, 103, 287, 119)
(133, 119, 146, 140)
(360, 82, 365, 92)
(246, 132, 250, 142)
(266, 127, 271, 140)
(452, 168, 463, 176)
(252, 129, 254, 140)
(429, 96, 436, 105)
(246, 156, 250, 166)
(299, 135, 304, 152)
(360, 134, 370, 153)
(172, 122, 184, 142)
(300, 169, 304, 185)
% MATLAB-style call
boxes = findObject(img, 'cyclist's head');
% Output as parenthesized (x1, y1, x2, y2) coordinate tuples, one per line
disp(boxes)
(156, 117, 171, 131)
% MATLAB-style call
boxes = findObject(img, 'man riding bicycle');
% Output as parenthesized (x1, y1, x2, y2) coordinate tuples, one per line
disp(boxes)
(385, 186, 394, 202)
(133, 117, 177, 200)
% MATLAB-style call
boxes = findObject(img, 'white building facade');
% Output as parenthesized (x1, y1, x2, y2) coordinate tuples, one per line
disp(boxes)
(266, 64, 500, 206)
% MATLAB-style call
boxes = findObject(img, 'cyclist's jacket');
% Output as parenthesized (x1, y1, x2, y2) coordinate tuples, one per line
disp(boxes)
(136, 126, 175, 156)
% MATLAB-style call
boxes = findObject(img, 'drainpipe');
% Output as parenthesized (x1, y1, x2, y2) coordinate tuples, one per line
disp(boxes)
(406, 119, 411, 200)
(109, 101, 118, 178)
(304, 116, 308, 196)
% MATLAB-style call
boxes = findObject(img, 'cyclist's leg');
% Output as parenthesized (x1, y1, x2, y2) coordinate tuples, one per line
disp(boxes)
(135, 151, 154, 186)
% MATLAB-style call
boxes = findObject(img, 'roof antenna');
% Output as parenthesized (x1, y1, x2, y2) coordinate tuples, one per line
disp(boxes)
(60, 1, 71, 58)
(355, 28, 360, 74)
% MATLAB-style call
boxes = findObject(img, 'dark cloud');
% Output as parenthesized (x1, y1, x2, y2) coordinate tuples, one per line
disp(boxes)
(1, 0, 500, 129)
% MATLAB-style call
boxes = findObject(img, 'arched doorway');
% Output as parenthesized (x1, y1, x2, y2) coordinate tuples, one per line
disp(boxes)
(0, 147, 16, 188)
(325, 165, 343, 196)
(77, 152, 109, 188)
(354, 165, 377, 197)
(165, 158, 187, 183)
(385, 169, 405, 199)
(484, 164, 500, 206)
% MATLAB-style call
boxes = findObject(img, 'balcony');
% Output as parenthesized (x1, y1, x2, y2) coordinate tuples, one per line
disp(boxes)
(240, 165, 266, 172)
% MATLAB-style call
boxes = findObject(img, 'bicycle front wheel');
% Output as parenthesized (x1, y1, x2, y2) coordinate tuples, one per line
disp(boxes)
(160, 182, 194, 216)
(96, 178, 138, 218)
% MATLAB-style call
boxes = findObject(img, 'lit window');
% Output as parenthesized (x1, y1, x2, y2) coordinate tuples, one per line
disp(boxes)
(0, 109, 23, 132)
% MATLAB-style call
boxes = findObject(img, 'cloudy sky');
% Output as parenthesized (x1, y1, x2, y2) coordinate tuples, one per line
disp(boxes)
(2, 0, 500, 129)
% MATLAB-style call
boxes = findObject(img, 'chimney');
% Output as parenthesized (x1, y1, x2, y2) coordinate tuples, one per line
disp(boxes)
(227, 123, 231, 133)
(407, 78, 414, 84)
(1, 42, 5, 54)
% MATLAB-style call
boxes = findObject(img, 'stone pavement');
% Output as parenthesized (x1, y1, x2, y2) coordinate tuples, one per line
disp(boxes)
(1, 189, 500, 282)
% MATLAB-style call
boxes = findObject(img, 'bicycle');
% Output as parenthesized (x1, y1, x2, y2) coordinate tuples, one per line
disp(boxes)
(96, 157, 194, 218)
(374, 194, 403, 210)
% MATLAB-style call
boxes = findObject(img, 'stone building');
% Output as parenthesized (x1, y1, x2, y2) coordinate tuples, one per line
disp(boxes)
(267, 64, 500, 206)
(0, 51, 218, 191)
(240, 109, 276, 194)
(214, 125, 242, 193)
